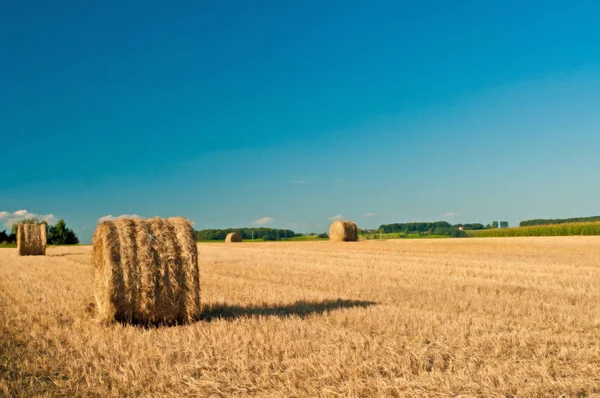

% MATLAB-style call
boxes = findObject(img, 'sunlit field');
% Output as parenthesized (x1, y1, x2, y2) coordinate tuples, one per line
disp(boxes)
(1, 238, 600, 396)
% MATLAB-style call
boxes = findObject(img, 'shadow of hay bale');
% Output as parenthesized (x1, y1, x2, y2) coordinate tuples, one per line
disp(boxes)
(103, 298, 377, 328)
(199, 298, 376, 322)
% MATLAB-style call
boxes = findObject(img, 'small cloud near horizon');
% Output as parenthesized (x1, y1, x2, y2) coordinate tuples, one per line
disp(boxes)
(0, 209, 57, 228)
(364, 212, 379, 217)
(253, 216, 274, 225)
(328, 214, 344, 221)
(444, 212, 459, 217)
(98, 214, 142, 222)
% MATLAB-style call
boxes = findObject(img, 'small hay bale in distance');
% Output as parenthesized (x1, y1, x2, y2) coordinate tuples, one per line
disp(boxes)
(92, 216, 201, 325)
(225, 232, 242, 243)
(17, 223, 47, 256)
(329, 220, 358, 242)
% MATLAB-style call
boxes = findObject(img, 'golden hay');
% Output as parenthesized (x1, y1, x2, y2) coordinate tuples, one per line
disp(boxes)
(17, 224, 47, 256)
(225, 232, 242, 243)
(329, 220, 358, 242)
(92, 217, 201, 324)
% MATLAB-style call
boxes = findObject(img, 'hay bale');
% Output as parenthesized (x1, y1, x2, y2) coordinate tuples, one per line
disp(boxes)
(225, 232, 242, 243)
(92, 217, 201, 324)
(329, 220, 358, 242)
(17, 223, 47, 256)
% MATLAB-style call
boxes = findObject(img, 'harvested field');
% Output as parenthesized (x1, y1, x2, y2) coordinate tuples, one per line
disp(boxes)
(1, 238, 600, 396)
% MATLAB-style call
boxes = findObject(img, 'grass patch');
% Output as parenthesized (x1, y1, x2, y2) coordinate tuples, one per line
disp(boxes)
(466, 222, 600, 237)
(360, 232, 452, 240)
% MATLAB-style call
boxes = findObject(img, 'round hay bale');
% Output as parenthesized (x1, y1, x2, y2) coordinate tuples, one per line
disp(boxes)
(329, 220, 358, 242)
(92, 217, 201, 324)
(225, 232, 242, 243)
(17, 223, 47, 256)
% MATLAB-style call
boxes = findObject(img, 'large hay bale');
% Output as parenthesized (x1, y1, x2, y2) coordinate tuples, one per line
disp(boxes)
(92, 217, 201, 324)
(329, 220, 358, 242)
(225, 232, 242, 243)
(17, 223, 47, 256)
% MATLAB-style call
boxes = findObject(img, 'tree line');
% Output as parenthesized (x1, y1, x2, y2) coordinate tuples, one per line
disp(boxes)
(519, 216, 600, 227)
(453, 221, 509, 229)
(378, 220, 511, 238)
(379, 221, 453, 233)
(195, 228, 296, 241)
(377, 222, 467, 237)
(0, 219, 79, 245)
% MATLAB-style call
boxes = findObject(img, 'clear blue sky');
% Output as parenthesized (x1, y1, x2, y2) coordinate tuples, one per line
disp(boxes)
(2, 0, 600, 243)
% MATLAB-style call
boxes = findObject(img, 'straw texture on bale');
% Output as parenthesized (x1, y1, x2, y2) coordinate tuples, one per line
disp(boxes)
(329, 220, 358, 242)
(92, 217, 201, 324)
(17, 223, 47, 256)
(225, 232, 243, 243)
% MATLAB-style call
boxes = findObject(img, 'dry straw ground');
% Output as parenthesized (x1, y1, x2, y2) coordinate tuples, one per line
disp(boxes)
(1, 237, 600, 397)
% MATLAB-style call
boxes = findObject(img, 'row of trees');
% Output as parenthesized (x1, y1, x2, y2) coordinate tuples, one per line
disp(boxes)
(195, 228, 296, 241)
(379, 222, 452, 233)
(376, 222, 467, 238)
(453, 221, 509, 230)
(520, 216, 600, 227)
(0, 219, 79, 245)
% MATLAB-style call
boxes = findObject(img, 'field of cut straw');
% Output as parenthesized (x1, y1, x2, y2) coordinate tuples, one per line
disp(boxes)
(1, 238, 600, 396)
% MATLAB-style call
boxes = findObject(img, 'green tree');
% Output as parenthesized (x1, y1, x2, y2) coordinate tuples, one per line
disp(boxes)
(492, 221, 499, 229)
(0, 230, 12, 243)
(47, 219, 79, 245)
(500, 221, 509, 228)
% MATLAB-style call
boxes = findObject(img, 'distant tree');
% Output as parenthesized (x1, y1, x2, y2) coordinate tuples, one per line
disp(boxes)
(0, 230, 11, 243)
(500, 221, 509, 228)
(491, 221, 499, 229)
(485, 224, 491, 229)
(47, 219, 79, 245)
(317, 233, 328, 239)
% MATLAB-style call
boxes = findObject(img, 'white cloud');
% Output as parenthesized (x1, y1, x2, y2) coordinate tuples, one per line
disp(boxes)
(444, 212, 459, 217)
(292, 180, 307, 184)
(364, 213, 379, 217)
(98, 214, 142, 222)
(328, 214, 344, 221)
(253, 217, 274, 225)
(41, 214, 58, 225)
(0, 210, 58, 229)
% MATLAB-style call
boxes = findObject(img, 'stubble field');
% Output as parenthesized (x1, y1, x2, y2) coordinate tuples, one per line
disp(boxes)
(1, 238, 600, 397)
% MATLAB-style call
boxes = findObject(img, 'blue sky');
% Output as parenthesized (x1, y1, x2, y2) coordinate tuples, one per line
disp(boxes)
(2, 0, 600, 243)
